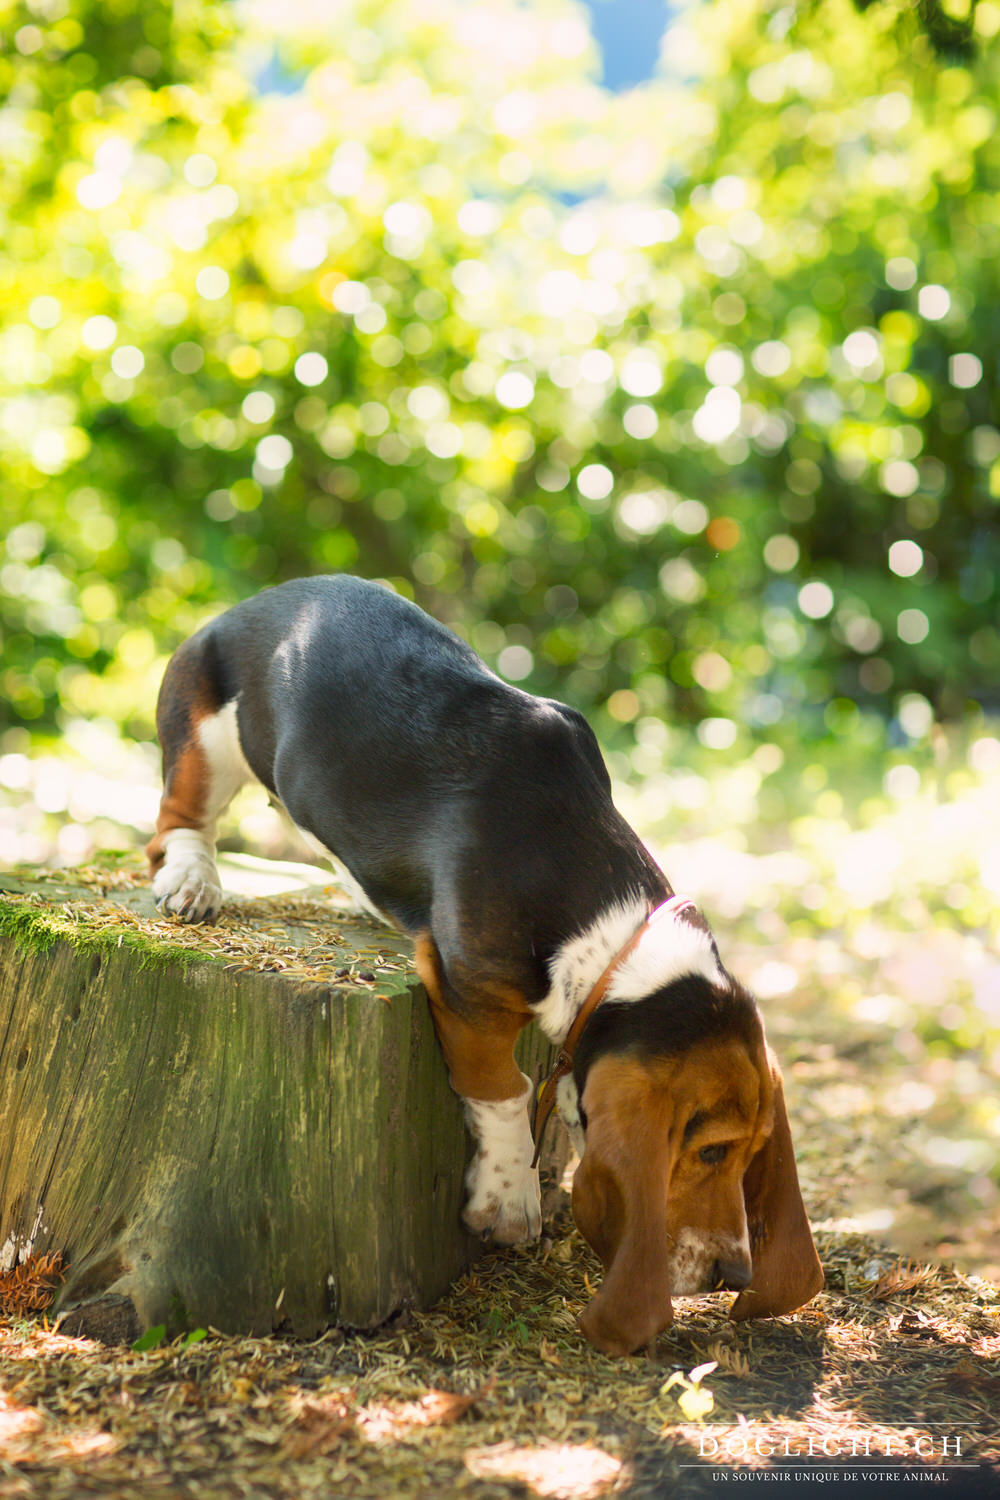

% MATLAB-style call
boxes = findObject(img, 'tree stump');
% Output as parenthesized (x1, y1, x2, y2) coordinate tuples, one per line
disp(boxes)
(0, 858, 568, 1343)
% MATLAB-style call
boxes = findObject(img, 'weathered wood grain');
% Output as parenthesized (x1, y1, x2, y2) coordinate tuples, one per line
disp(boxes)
(0, 869, 567, 1342)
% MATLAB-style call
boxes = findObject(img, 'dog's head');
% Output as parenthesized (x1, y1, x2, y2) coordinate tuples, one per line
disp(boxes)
(567, 921, 823, 1356)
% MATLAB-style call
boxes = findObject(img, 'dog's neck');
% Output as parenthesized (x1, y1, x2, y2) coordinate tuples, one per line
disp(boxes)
(534, 893, 724, 1048)
(534, 892, 726, 1156)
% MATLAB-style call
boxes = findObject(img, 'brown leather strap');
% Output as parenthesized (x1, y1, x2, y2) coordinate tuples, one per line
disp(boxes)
(530, 894, 695, 1167)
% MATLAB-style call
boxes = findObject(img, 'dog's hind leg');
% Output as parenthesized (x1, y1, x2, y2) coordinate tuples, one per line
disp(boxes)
(146, 642, 253, 924)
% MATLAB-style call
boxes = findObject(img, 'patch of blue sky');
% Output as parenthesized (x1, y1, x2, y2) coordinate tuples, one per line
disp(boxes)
(254, 48, 306, 95)
(579, 0, 676, 91)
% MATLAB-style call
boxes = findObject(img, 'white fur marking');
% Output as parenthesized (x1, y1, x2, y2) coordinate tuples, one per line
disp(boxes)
(535, 894, 725, 1045)
(556, 1072, 586, 1156)
(153, 826, 224, 923)
(197, 698, 254, 805)
(461, 1074, 541, 1244)
(534, 895, 650, 1043)
(153, 699, 254, 923)
(668, 1226, 752, 1296)
(291, 822, 392, 925)
(607, 905, 723, 1002)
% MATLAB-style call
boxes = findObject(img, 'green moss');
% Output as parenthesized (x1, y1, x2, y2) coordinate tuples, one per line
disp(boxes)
(0, 897, 220, 973)
(0, 898, 61, 956)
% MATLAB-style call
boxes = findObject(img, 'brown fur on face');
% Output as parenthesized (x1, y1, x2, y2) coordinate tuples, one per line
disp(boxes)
(572, 1034, 822, 1356)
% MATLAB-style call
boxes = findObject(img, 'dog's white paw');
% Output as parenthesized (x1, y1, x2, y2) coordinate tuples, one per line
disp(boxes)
(154, 866, 223, 924)
(462, 1080, 541, 1245)
(463, 1154, 542, 1244)
(152, 830, 223, 924)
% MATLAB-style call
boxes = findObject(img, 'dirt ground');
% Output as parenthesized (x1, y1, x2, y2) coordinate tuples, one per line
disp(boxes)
(1, 1213, 998, 1499)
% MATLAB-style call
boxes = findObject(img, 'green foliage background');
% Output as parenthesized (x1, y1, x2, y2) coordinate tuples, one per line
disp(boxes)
(2, 0, 998, 754)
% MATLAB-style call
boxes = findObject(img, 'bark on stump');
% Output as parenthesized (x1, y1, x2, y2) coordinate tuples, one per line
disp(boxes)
(0, 862, 568, 1343)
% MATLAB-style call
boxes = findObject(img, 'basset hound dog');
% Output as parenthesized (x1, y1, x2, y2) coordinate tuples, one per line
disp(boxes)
(147, 574, 824, 1356)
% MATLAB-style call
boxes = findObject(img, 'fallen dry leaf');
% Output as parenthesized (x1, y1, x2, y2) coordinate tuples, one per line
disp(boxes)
(0, 1251, 65, 1316)
(870, 1260, 938, 1302)
(359, 1382, 494, 1441)
(283, 1392, 356, 1458)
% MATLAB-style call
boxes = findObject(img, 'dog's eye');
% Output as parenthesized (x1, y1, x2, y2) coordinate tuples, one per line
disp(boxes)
(699, 1143, 728, 1166)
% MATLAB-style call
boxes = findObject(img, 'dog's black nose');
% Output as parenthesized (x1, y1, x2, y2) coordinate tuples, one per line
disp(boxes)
(713, 1258, 753, 1291)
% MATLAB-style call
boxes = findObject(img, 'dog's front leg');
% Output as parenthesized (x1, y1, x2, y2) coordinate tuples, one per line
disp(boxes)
(415, 937, 541, 1245)
(460, 1077, 540, 1244)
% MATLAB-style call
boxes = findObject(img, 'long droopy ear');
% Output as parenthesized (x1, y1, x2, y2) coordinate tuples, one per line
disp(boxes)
(573, 1059, 678, 1356)
(574, 1152, 676, 1356)
(730, 1054, 824, 1321)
